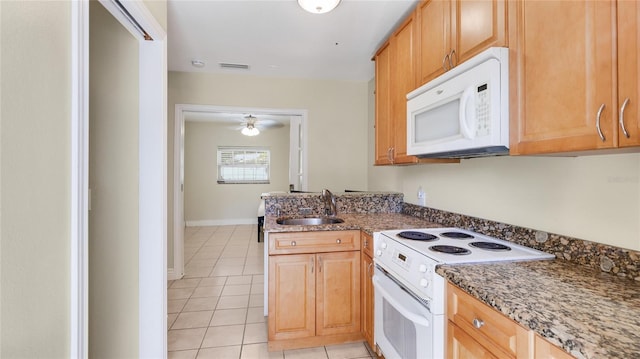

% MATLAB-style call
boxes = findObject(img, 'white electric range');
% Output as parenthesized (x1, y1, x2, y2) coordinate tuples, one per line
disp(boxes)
(372, 227, 554, 359)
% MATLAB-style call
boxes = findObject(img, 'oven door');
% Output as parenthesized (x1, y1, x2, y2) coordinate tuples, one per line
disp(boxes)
(373, 265, 444, 359)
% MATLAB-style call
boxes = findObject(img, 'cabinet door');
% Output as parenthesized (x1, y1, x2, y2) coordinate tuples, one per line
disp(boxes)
(268, 254, 315, 341)
(617, 0, 640, 147)
(361, 252, 374, 350)
(417, 0, 451, 85)
(534, 334, 574, 359)
(448, 321, 499, 359)
(391, 13, 419, 165)
(316, 251, 361, 336)
(375, 43, 393, 165)
(452, 0, 507, 66)
(510, 0, 617, 155)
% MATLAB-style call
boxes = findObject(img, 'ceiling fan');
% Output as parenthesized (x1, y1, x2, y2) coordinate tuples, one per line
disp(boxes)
(232, 114, 285, 136)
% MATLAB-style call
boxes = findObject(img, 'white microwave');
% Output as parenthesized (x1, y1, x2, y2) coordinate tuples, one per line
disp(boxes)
(406, 47, 509, 158)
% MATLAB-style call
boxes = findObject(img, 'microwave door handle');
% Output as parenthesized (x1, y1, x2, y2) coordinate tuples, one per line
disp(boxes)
(459, 86, 477, 139)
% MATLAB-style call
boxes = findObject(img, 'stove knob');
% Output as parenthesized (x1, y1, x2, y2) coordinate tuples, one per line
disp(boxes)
(418, 264, 428, 273)
(380, 242, 388, 249)
(375, 250, 383, 257)
(419, 278, 429, 288)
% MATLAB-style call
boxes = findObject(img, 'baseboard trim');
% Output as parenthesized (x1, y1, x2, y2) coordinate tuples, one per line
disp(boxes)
(186, 218, 258, 227)
(167, 267, 183, 281)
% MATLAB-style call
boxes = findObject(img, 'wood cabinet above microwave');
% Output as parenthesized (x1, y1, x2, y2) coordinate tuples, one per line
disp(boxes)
(416, 0, 508, 87)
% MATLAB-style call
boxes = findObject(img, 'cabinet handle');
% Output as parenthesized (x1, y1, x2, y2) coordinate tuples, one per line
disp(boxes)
(596, 103, 606, 142)
(336, 239, 342, 244)
(449, 49, 456, 69)
(318, 256, 322, 272)
(367, 262, 374, 276)
(311, 257, 314, 273)
(364, 239, 368, 248)
(290, 241, 296, 246)
(387, 147, 392, 162)
(472, 318, 485, 329)
(620, 97, 631, 138)
(442, 53, 450, 71)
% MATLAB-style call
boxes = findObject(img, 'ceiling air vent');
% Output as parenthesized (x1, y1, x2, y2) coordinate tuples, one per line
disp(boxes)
(219, 62, 250, 70)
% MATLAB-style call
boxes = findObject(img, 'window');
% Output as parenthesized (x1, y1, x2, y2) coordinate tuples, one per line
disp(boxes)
(217, 146, 270, 184)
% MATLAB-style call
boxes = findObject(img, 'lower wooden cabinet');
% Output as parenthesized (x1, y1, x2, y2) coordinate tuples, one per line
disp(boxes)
(268, 231, 362, 350)
(361, 232, 375, 350)
(447, 283, 575, 359)
(534, 334, 574, 359)
(448, 282, 526, 359)
(448, 320, 499, 359)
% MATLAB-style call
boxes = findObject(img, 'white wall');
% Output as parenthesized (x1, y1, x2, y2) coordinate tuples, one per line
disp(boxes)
(1, 2, 71, 356)
(88, 3, 139, 357)
(366, 80, 640, 251)
(184, 121, 290, 224)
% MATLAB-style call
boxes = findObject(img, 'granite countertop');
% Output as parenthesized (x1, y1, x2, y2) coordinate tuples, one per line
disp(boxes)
(437, 260, 640, 359)
(266, 212, 640, 358)
(264, 212, 441, 235)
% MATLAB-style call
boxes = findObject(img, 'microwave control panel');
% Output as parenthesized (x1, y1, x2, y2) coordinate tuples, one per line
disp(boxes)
(476, 83, 490, 137)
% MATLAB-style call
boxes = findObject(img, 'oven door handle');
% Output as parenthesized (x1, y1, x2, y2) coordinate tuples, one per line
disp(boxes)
(372, 275, 430, 328)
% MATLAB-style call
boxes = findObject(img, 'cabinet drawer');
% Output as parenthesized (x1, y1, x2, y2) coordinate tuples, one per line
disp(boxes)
(447, 283, 530, 358)
(269, 230, 360, 255)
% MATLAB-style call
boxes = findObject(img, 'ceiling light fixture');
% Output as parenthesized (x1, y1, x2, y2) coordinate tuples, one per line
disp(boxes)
(241, 115, 260, 136)
(298, 0, 341, 14)
(241, 124, 260, 136)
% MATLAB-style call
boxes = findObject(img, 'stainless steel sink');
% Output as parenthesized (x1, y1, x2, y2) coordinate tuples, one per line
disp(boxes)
(276, 217, 344, 225)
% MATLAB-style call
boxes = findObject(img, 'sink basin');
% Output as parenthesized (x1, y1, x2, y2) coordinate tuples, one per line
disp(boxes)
(276, 217, 345, 226)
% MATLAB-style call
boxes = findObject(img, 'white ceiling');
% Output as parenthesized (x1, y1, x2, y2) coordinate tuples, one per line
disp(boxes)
(167, 0, 419, 81)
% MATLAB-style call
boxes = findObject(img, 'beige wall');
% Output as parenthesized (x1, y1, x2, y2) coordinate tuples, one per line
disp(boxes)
(0, 1, 71, 357)
(168, 71, 370, 266)
(89, 2, 139, 357)
(367, 81, 640, 251)
(184, 121, 290, 223)
(143, 0, 167, 31)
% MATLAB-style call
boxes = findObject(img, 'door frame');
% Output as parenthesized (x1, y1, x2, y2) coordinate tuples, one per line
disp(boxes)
(171, 104, 308, 280)
(70, 1, 168, 357)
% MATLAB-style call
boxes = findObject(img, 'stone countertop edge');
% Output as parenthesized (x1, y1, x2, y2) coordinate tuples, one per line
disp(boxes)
(263, 212, 442, 234)
(437, 260, 640, 359)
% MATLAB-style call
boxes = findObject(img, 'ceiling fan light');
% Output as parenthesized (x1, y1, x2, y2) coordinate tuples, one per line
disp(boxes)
(241, 125, 260, 136)
(298, 0, 341, 14)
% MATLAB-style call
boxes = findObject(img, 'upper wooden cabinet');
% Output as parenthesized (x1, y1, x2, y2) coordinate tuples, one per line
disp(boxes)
(375, 14, 419, 165)
(374, 42, 393, 165)
(510, 0, 640, 155)
(616, 0, 640, 148)
(417, 0, 507, 86)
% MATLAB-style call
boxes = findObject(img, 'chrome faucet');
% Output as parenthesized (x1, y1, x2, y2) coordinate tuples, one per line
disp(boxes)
(322, 189, 337, 217)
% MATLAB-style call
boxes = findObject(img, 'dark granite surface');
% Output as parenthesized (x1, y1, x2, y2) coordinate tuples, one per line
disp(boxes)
(262, 194, 640, 358)
(437, 260, 640, 359)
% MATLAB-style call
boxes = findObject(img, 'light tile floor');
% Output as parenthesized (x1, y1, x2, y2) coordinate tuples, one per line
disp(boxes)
(168, 225, 376, 359)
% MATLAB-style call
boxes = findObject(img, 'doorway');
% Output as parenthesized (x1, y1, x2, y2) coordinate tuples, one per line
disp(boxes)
(171, 105, 308, 280)
(71, 0, 167, 357)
